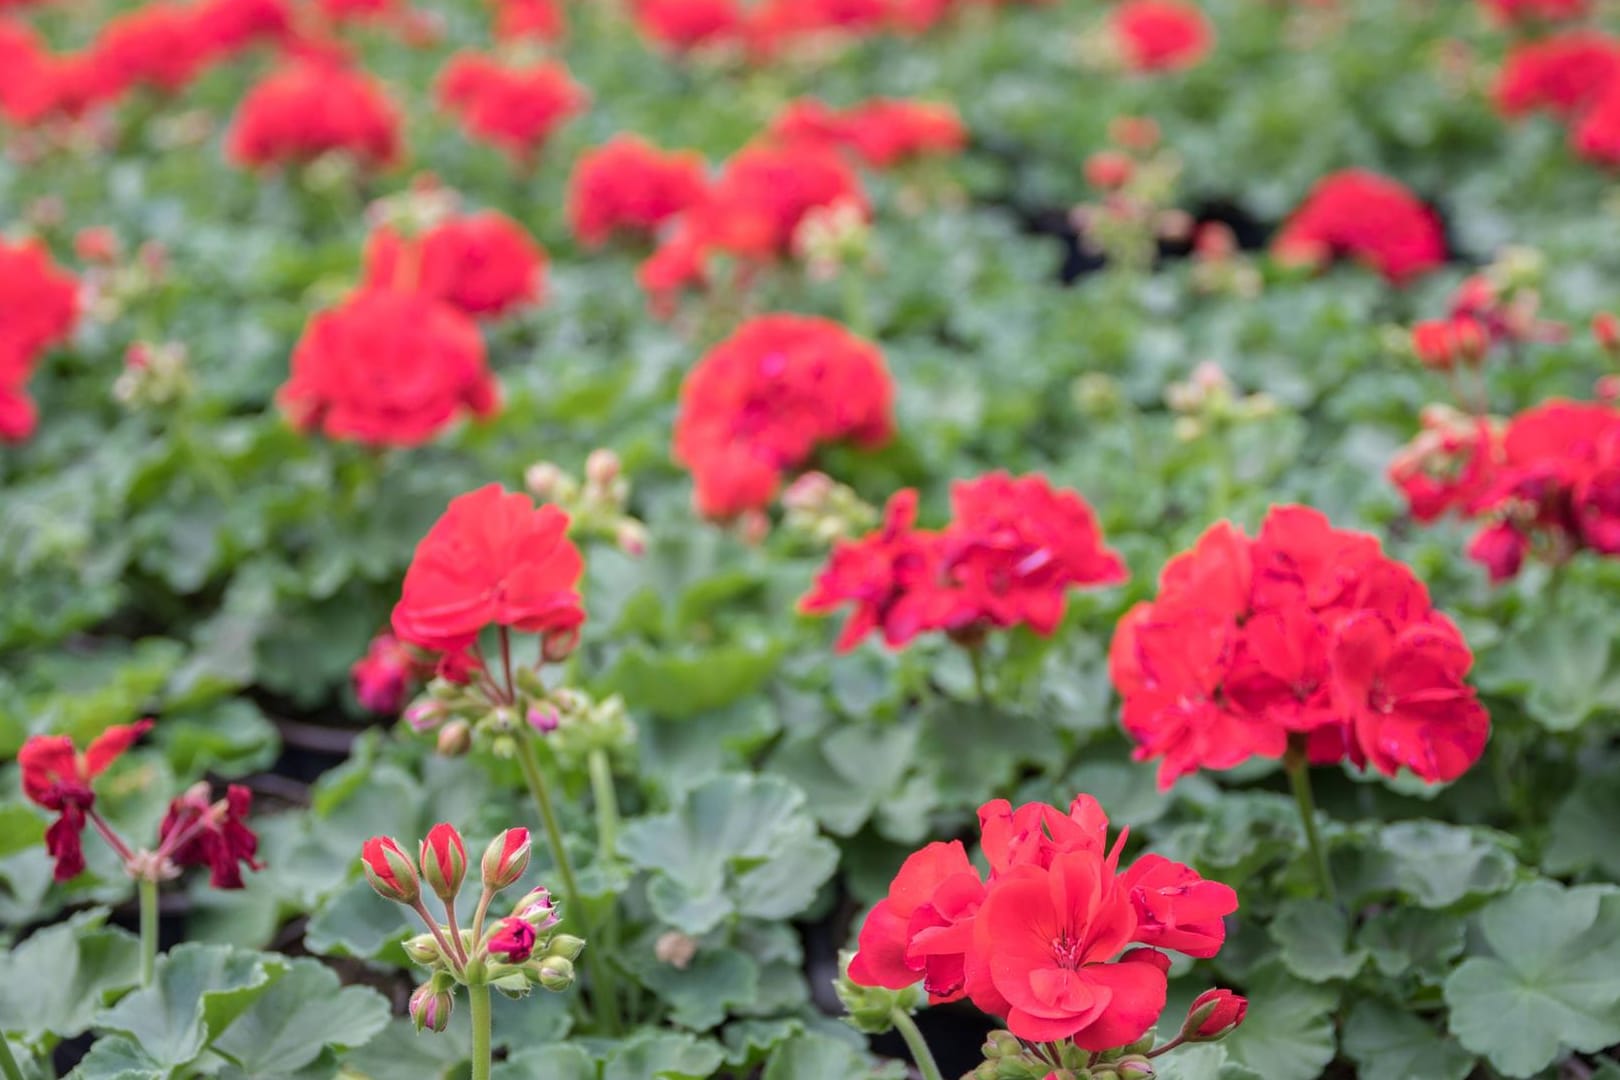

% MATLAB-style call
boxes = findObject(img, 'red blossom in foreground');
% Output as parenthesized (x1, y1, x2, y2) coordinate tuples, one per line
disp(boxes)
(801, 472, 1126, 649)
(0, 239, 79, 444)
(1272, 170, 1446, 284)
(848, 795, 1238, 1049)
(1110, 0, 1212, 73)
(566, 135, 710, 248)
(362, 210, 547, 319)
(436, 52, 587, 163)
(1110, 506, 1489, 788)
(674, 314, 894, 518)
(280, 289, 496, 447)
(157, 783, 262, 889)
(18, 721, 152, 881)
(227, 60, 403, 170)
(767, 97, 967, 168)
(392, 484, 586, 655)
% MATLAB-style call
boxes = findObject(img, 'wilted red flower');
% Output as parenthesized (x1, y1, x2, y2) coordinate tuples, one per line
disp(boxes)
(436, 52, 587, 163)
(567, 135, 709, 248)
(18, 721, 153, 881)
(487, 916, 537, 962)
(227, 60, 403, 170)
(1479, 0, 1589, 23)
(280, 289, 497, 447)
(157, 783, 262, 889)
(849, 794, 1236, 1049)
(767, 98, 967, 169)
(363, 211, 547, 319)
(1111, 506, 1488, 788)
(1494, 32, 1620, 119)
(674, 314, 893, 518)
(1272, 169, 1446, 284)
(1110, 0, 1213, 73)
(392, 484, 586, 654)
(630, 0, 746, 52)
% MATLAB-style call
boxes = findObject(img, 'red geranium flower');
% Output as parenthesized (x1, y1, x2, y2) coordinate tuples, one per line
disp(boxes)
(157, 783, 262, 890)
(1479, 0, 1588, 23)
(674, 314, 894, 519)
(630, 0, 746, 52)
(279, 289, 498, 447)
(18, 721, 152, 881)
(227, 60, 403, 170)
(494, 0, 566, 40)
(88, 3, 211, 97)
(685, 142, 868, 263)
(847, 839, 985, 1000)
(351, 631, 427, 713)
(1110, 0, 1212, 73)
(391, 483, 586, 654)
(0, 238, 78, 443)
(1272, 170, 1446, 284)
(1494, 32, 1620, 119)
(362, 210, 547, 319)
(767, 98, 967, 169)
(567, 135, 710, 248)
(487, 916, 538, 962)
(1388, 408, 1503, 523)
(436, 52, 587, 163)
(194, 0, 293, 53)
(1573, 83, 1620, 166)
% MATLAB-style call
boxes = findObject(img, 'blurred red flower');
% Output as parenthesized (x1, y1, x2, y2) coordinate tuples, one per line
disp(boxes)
(767, 97, 967, 168)
(567, 135, 710, 248)
(227, 60, 403, 170)
(363, 210, 547, 319)
(436, 52, 587, 163)
(1110, 0, 1213, 73)
(1272, 169, 1446, 284)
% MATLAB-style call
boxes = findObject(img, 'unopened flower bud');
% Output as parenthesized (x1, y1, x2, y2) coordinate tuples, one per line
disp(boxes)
(1115, 1056, 1155, 1078)
(419, 823, 467, 903)
(546, 933, 586, 961)
(1110, 115, 1160, 150)
(513, 886, 559, 930)
(406, 700, 446, 732)
(525, 462, 564, 499)
(361, 836, 420, 905)
(486, 917, 537, 963)
(536, 955, 574, 991)
(436, 720, 471, 757)
(541, 626, 580, 664)
(1085, 150, 1135, 191)
(527, 706, 560, 734)
(615, 519, 648, 557)
(482, 828, 531, 891)
(1181, 988, 1248, 1042)
(585, 448, 621, 488)
(402, 933, 443, 966)
(982, 1031, 1022, 1060)
(409, 982, 454, 1033)
(654, 930, 698, 969)
(974, 1063, 997, 1080)
(1595, 312, 1620, 358)
(1598, 373, 1620, 402)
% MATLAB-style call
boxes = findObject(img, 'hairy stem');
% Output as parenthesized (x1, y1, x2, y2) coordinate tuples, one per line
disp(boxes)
(891, 1009, 945, 1080)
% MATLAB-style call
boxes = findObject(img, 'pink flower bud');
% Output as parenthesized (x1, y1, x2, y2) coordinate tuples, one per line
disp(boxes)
(514, 886, 559, 930)
(409, 982, 453, 1033)
(405, 700, 446, 732)
(615, 519, 648, 557)
(1085, 150, 1135, 191)
(1182, 988, 1248, 1042)
(527, 706, 560, 734)
(418, 823, 467, 902)
(361, 836, 420, 905)
(482, 828, 531, 891)
(1595, 312, 1620, 356)
(486, 916, 537, 963)
(585, 448, 621, 487)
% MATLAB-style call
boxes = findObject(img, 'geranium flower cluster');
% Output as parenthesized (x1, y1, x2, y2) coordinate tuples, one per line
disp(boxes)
(1492, 31, 1620, 168)
(19, 720, 261, 887)
(1391, 398, 1620, 581)
(766, 97, 967, 169)
(1408, 252, 1565, 373)
(0, 238, 78, 443)
(0, 0, 289, 126)
(801, 472, 1127, 650)
(227, 58, 403, 171)
(436, 52, 588, 164)
(362, 209, 547, 320)
(566, 135, 710, 248)
(849, 795, 1242, 1054)
(1107, 0, 1213, 74)
(1110, 505, 1490, 788)
(1272, 169, 1447, 284)
(673, 314, 894, 520)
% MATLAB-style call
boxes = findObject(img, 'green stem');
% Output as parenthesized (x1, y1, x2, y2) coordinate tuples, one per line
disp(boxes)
(587, 749, 618, 858)
(0, 1035, 24, 1080)
(468, 982, 492, 1080)
(967, 645, 990, 705)
(890, 1008, 944, 1080)
(139, 877, 160, 986)
(1284, 747, 1337, 905)
(513, 735, 621, 1034)
(840, 269, 870, 337)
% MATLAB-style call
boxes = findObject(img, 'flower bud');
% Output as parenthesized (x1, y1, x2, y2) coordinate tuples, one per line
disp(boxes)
(654, 930, 697, 969)
(585, 448, 621, 488)
(409, 982, 454, 1033)
(419, 823, 468, 903)
(615, 519, 648, 557)
(1110, 115, 1160, 150)
(527, 706, 561, 734)
(482, 828, 531, 891)
(1181, 988, 1248, 1042)
(513, 886, 559, 930)
(361, 836, 420, 905)
(486, 917, 538, 963)
(982, 1031, 1022, 1060)
(541, 627, 580, 664)
(547, 933, 586, 961)
(525, 462, 564, 499)
(403, 933, 444, 966)
(436, 720, 472, 757)
(405, 699, 446, 733)
(1115, 1057, 1155, 1078)
(1595, 312, 1620, 358)
(1085, 150, 1135, 191)
(536, 955, 574, 991)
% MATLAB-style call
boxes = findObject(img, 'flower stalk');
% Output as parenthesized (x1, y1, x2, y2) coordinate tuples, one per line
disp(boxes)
(138, 876, 160, 986)
(890, 1008, 945, 1080)
(1284, 739, 1337, 905)
(468, 982, 492, 1080)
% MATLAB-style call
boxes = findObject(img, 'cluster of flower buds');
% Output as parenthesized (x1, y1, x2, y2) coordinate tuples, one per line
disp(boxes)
(522, 688, 634, 772)
(793, 197, 874, 283)
(1407, 246, 1565, 375)
(1188, 222, 1262, 299)
(525, 449, 649, 557)
(77, 235, 169, 324)
(114, 341, 193, 409)
(834, 952, 922, 1034)
(969, 989, 1246, 1080)
(1073, 117, 1192, 274)
(362, 823, 584, 1032)
(1165, 360, 1278, 442)
(780, 471, 879, 546)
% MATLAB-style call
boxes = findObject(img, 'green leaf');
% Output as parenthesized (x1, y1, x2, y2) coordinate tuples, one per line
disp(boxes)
(604, 1030, 726, 1080)
(761, 1032, 904, 1080)
(94, 943, 282, 1073)
(339, 1017, 470, 1080)
(303, 878, 412, 960)
(1478, 610, 1620, 731)
(1545, 769, 1620, 880)
(1444, 881, 1620, 1078)
(208, 957, 389, 1074)
(1149, 1044, 1262, 1080)
(1342, 1000, 1474, 1080)
(69, 1034, 167, 1080)
(0, 907, 141, 1046)
(766, 722, 919, 837)
(151, 700, 279, 780)
(1338, 822, 1516, 909)
(637, 948, 760, 1031)
(597, 643, 782, 721)
(1268, 899, 1367, 982)
(620, 775, 838, 935)
(497, 1043, 598, 1080)
(1222, 966, 1338, 1080)
(1355, 908, 1466, 983)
